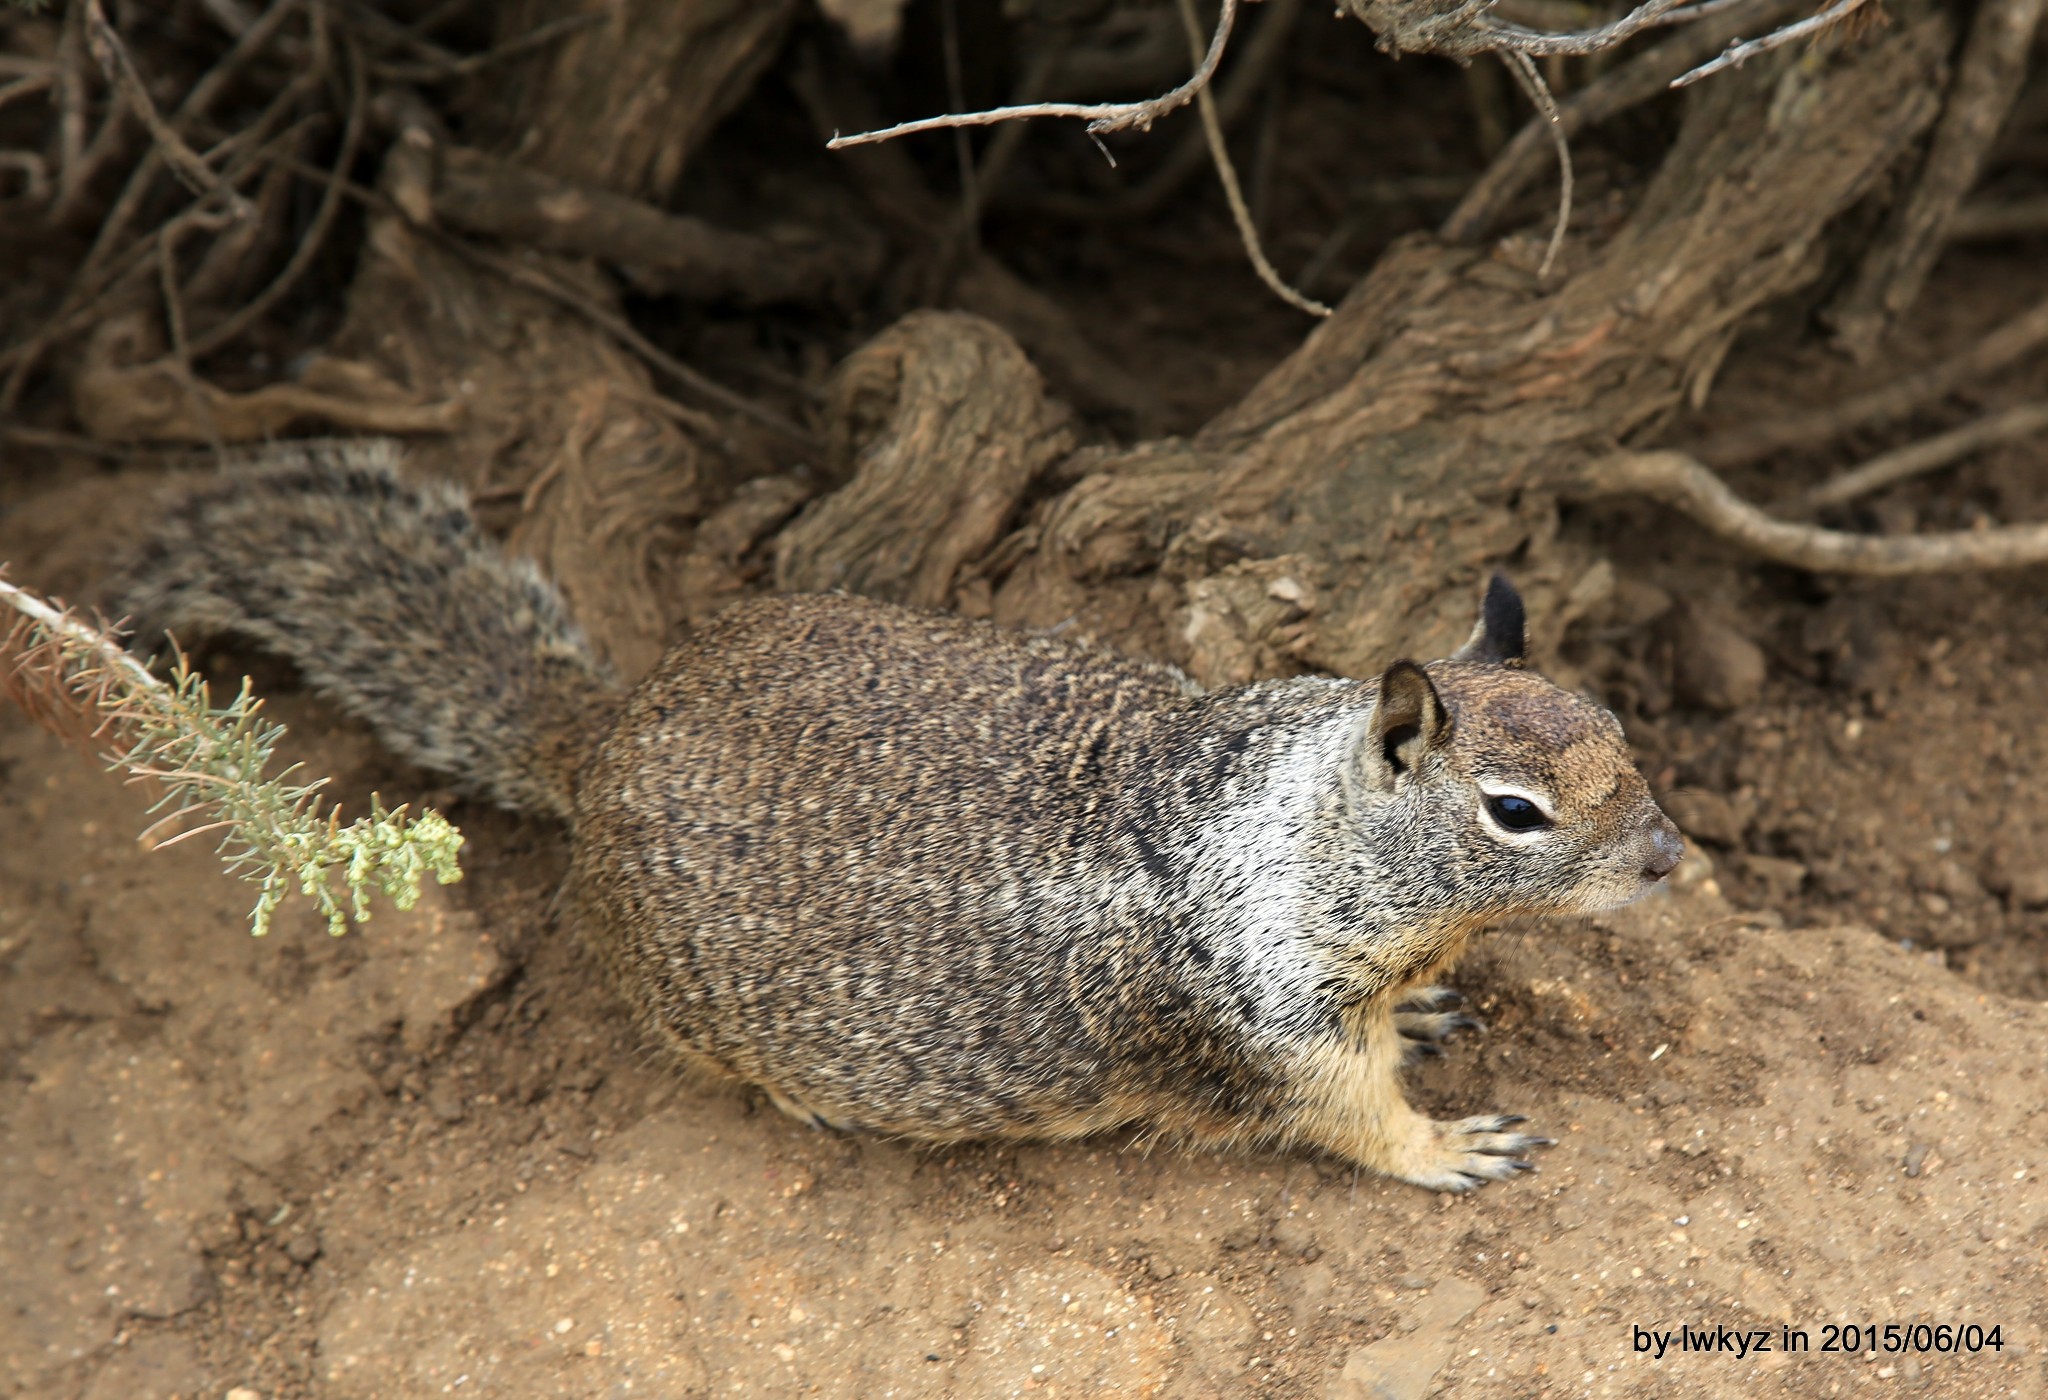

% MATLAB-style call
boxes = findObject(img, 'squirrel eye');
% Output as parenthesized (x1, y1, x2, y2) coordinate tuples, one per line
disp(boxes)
(1486, 793, 1552, 832)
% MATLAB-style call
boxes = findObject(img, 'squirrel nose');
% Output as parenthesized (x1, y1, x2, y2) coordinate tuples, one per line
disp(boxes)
(1643, 820, 1685, 881)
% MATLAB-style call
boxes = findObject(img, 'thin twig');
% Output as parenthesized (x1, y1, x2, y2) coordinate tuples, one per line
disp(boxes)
(827, 0, 1239, 148)
(1671, 0, 1872, 87)
(367, 10, 603, 83)
(1441, 0, 1790, 242)
(156, 231, 225, 452)
(250, 153, 819, 450)
(1348, 0, 1688, 60)
(0, 70, 55, 115)
(453, 242, 819, 451)
(0, 425, 153, 460)
(1577, 450, 2048, 572)
(187, 28, 364, 359)
(1805, 402, 2048, 510)
(1949, 197, 2048, 242)
(1499, 49, 1571, 278)
(1025, 0, 1306, 223)
(939, 0, 979, 260)
(81, 0, 252, 217)
(1174, 0, 1329, 317)
(1652, 0, 1765, 25)
(75, 0, 303, 289)
(52, 1, 91, 215)
(0, 117, 307, 414)
(1694, 291, 2048, 467)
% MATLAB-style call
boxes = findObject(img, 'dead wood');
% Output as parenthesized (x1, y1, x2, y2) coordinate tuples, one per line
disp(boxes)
(1803, 402, 2048, 511)
(923, 13, 1955, 685)
(72, 313, 463, 445)
(1440, 0, 1798, 244)
(1830, 0, 2048, 356)
(675, 476, 817, 629)
(775, 312, 1075, 610)
(428, 147, 880, 308)
(493, 0, 801, 203)
(1577, 450, 2048, 572)
(1695, 288, 2048, 468)
(325, 182, 745, 680)
(792, 48, 1171, 434)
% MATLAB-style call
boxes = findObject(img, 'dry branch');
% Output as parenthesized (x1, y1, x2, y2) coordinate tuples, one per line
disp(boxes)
(1695, 290, 2048, 468)
(1499, 48, 1571, 278)
(1949, 197, 2048, 242)
(827, 0, 1241, 148)
(80, 0, 251, 218)
(247, 152, 819, 450)
(1030, 0, 1303, 222)
(429, 148, 878, 309)
(1804, 403, 2048, 510)
(1577, 451, 2048, 573)
(966, 9, 1953, 676)
(1442, 0, 1795, 242)
(1831, 0, 2047, 354)
(1670, 0, 1873, 87)
(1171, 0, 1329, 316)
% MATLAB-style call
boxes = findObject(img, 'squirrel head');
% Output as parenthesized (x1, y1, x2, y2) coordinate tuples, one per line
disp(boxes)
(1344, 574, 1683, 918)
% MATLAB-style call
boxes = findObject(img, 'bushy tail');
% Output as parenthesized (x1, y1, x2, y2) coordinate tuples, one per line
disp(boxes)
(113, 440, 615, 818)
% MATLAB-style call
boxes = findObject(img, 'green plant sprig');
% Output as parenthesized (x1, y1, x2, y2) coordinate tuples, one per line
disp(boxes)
(1, 574, 463, 936)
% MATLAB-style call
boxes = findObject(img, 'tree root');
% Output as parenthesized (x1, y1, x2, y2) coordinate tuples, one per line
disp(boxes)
(1578, 451, 2048, 573)
(1804, 402, 2048, 510)
(1694, 290, 2048, 468)
(1831, 0, 2047, 355)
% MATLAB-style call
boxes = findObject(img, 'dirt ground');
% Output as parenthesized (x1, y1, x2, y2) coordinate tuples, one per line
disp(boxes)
(4, 2, 2048, 1388)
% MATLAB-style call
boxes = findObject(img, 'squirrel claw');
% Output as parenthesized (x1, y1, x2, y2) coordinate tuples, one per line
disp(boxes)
(1394, 1113, 1556, 1191)
(1397, 1008, 1486, 1044)
(1397, 985, 1466, 1012)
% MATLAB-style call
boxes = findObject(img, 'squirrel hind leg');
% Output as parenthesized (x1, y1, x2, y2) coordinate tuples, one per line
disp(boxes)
(1281, 1010, 1553, 1193)
(764, 1085, 854, 1134)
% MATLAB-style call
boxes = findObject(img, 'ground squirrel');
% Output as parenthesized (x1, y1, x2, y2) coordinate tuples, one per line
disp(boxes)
(115, 441, 1682, 1192)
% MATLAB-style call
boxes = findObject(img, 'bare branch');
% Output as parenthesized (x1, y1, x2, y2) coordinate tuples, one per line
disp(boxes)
(187, 29, 367, 358)
(1950, 197, 2048, 243)
(1672, 0, 1873, 87)
(1805, 402, 2048, 510)
(81, 0, 252, 218)
(1499, 49, 1572, 279)
(1694, 291, 2048, 468)
(1442, 0, 1793, 243)
(1173, 0, 1329, 317)
(1577, 451, 2048, 573)
(1830, 0, 2046, 352)
(826, 0, 1239, 149)
(1343, 0, 1686, 59)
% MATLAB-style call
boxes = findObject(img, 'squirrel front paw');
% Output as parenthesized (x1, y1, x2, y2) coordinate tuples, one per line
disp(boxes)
(1387, 1113, 1555, 1193)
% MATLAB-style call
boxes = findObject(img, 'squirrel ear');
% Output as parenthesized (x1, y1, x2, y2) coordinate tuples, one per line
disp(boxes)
(1452, 572, 1526, 666)
(1357, 660, 1452, 792)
